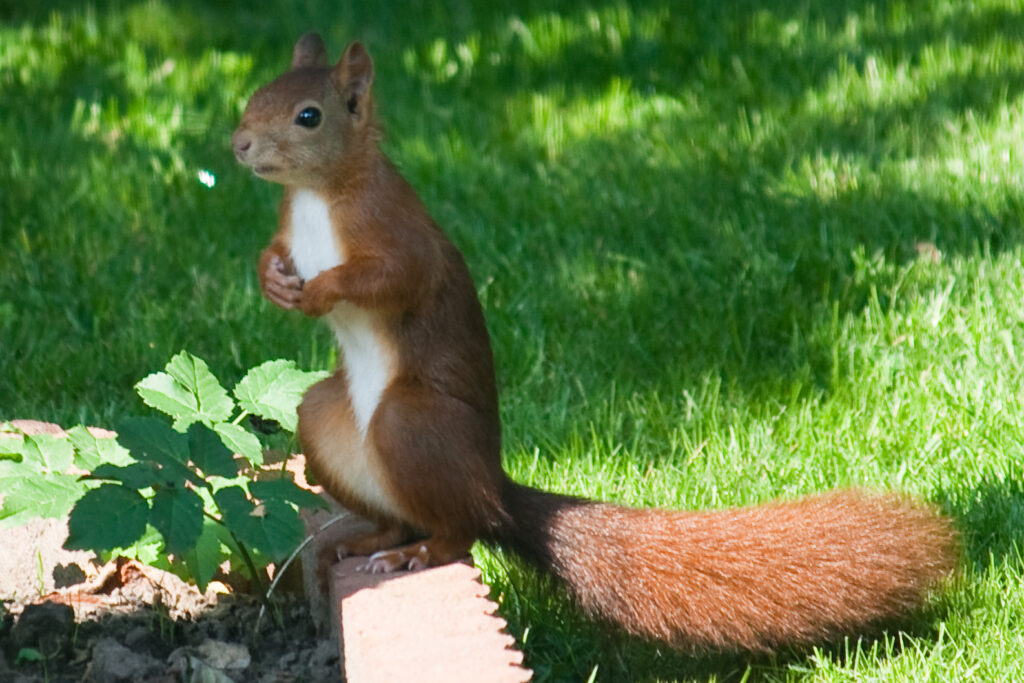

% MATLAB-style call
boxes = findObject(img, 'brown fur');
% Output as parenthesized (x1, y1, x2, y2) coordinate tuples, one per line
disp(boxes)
(498, 484, 957, 650)
(234, 33, 960, 652)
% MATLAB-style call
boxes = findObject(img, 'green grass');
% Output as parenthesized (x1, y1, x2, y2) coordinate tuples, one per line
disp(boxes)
(3, 0, 1024, 680)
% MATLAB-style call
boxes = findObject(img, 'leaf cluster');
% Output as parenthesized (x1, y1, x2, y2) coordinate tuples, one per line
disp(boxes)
(4, 351, 329, 591)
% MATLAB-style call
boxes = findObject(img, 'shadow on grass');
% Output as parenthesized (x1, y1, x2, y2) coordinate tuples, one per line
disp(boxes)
(939, 472, 1024, 571)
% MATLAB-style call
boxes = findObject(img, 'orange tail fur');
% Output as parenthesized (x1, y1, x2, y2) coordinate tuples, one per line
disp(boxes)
(497, 484, 958, 651)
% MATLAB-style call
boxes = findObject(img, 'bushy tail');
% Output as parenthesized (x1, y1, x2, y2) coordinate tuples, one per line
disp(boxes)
(495, 483, 959, 652)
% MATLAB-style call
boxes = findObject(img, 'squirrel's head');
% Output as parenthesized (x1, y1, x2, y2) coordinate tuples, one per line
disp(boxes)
(232, 34, 377, 188)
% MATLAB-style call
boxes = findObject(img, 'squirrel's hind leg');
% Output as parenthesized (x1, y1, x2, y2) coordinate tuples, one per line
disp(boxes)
(368, 379, 508, 539)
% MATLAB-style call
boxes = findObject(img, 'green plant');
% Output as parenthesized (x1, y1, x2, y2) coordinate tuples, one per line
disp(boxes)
(0, 424, 127, 528)
(59, 351, 328, 591)
(15, 645, 55, 683)
(15, 647, 46, 664)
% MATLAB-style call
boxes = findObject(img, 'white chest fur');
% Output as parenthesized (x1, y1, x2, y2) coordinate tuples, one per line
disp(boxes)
(289, 190, 342, 281)
(288, 190, 394, 439)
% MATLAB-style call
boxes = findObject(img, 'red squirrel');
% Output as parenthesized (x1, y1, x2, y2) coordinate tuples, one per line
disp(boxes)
(232, 34, 959, 652)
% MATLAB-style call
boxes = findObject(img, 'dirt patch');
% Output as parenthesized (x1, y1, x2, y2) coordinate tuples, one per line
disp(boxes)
(0, 557, 337, 682)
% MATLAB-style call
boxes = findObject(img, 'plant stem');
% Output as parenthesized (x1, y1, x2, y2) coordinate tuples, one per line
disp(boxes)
(227, 529, 284, 632)
(253, 510, 352, 636)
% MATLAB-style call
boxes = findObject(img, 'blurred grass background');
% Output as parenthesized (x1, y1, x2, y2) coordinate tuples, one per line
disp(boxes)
(3, 1, 1024, 680)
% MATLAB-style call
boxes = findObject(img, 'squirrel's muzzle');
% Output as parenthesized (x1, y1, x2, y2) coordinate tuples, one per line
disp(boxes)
(232, 130, 253, 164)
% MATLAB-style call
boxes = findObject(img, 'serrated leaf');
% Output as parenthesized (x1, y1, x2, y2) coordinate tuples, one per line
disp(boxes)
(214, 486, 302, 561)
(250, 478, 328, 510)
(116, 416, 188, 462)
(188, 424, 238, 478)
(0, 474, 90, 528)
(213, 485, 253, 522)
(136, 351, 234, 431)
(68, 426, 133, 469)
(103, 525, 166, 567)
(65, 484, 149, 552)
(183, 519, 230, 592)
(20, 434, 74, 472)
(213, 422, 263, 466)
(165, 351, 235, 427)
(150, 487, 205, 556)
(204, 474, 251, 496)
(256, 499, 304, 560)
(0, 435, 23, 458)
(136, 372, 199, 427)
(115, 417, 205, 488)
(233, 360, 328, 432)
(0, 442, 37, 474)
(91, 462, 162, 489)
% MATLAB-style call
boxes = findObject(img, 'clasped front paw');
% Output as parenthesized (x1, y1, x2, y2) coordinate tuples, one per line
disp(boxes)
(261, 254, 303, 310)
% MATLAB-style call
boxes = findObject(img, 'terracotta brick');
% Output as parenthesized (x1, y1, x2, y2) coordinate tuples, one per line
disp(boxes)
(332, 557, 531, 683)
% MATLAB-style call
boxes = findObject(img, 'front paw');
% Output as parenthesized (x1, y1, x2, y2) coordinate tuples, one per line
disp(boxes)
(298, 277, 337, 317)
(260, 254, 303, 310)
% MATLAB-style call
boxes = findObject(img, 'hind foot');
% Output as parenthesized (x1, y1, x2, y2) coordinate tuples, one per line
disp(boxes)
(316, 523, 414, 584)
(356, 535, 473, 574)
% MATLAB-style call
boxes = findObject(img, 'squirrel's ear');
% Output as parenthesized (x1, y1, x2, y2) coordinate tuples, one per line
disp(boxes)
(292, 33, 329, 69)
(332, 41, 374, 118)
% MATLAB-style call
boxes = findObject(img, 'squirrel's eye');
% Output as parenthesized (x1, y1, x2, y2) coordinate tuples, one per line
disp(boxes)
(295, 107, 322, 128)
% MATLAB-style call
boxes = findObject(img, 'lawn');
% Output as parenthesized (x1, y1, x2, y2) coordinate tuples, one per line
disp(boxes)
(3, 0, 1024, 680)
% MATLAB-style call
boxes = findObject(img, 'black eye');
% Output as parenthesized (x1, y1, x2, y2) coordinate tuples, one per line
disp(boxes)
(295, 107, 322, 128)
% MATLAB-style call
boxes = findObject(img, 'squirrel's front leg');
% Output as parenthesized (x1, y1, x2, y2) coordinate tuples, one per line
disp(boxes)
(298, 255, 413, 318)
(259, 246, 303, 310)
(298, 268, 342, 317)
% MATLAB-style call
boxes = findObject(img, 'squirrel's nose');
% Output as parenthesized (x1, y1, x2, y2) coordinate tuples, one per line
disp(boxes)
(232, 132, 253, 161)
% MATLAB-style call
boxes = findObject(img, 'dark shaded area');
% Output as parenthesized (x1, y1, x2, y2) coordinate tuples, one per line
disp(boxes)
(939, 472, 1024, 570)
(0, 595, 337, 682)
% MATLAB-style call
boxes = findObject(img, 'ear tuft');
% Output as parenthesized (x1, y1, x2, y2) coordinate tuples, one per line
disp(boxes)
(332, 41, 375, 115)
(292, 33, 329, 69)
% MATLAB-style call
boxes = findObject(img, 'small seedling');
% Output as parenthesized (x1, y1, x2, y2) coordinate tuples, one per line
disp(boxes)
(15, 647, 46, 664)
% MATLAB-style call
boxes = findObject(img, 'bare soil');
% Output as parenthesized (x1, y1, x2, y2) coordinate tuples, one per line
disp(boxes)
(0, 556, 338, 682)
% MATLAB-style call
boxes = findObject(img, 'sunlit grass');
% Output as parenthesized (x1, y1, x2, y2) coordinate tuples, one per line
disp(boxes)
(3, 0, 1024, 680)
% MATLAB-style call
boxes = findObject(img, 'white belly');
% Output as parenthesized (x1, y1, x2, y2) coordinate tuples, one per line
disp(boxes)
(327, 304, 393, 436)
(288, 189, 394, 438)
